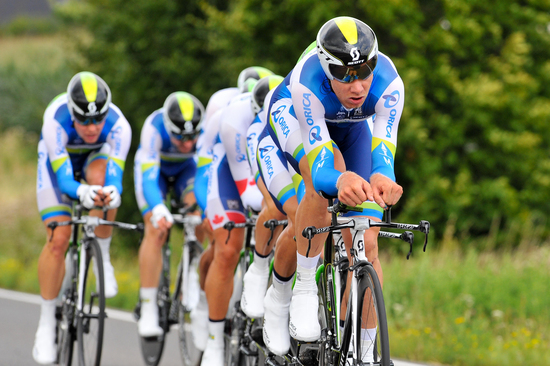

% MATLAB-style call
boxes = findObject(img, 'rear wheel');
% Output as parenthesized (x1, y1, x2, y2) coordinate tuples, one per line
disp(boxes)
(355, 264, 390, 366)
(77, 239, 105, 366)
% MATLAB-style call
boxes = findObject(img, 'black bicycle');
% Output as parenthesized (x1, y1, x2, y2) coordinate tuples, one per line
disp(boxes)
(134, 202, 204, 366)
(49, 202, 143, 366)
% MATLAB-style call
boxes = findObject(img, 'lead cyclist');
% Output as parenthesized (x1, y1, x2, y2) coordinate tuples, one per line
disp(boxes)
(260, 17, 405, 362)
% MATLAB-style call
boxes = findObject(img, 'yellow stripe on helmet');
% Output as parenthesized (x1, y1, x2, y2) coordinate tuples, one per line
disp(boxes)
(176, 92, 195, 122)
(80, 72, 98, 102)
(256, 66, 274, 79)
(268, 75, 284, 90)
(335, 17, 358, 45)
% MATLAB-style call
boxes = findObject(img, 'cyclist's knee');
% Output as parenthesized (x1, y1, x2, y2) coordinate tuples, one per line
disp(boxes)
(213, 239, 241, 271)
(85, 161, 107, 185)
(46, 233, 70, 259)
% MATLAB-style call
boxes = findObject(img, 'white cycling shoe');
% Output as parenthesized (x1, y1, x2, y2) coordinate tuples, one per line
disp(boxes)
(190, 290, 209, 351)
(138, 299, 163, 337)
(200, 336, 224, 366)
(241, 261, 269, 318)
(262, 285, 291, 356)
(288, 266, 320, 342)
(32, 323, 56, 365)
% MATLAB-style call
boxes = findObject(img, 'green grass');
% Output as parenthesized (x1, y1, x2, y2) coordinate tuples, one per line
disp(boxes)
(383, 242, 550, 366)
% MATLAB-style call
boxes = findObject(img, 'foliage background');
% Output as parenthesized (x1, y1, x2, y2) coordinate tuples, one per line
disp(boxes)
(39, 0, 550, 251)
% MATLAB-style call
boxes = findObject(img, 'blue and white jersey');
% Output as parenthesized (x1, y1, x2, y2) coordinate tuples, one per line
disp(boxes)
(40, 93, 132, 199)
(135, 109, 196, 210)
(268, 50, 404, 196)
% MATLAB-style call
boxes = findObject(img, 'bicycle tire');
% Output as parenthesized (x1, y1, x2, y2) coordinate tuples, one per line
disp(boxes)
(355, 264, 390, 366)
(139, 245, 171, 366)
(77, 239, 106, 366)
(178, 244, 202, 366)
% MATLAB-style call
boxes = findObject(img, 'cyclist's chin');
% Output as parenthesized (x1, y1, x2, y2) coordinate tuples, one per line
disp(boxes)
(81, 135, 100, 144)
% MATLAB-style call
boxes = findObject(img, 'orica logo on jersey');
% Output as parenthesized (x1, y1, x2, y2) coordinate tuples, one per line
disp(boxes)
(271, 106, 290, 138)
(309, 126, 322, 145)
(55, 126, 64, 155)
(302, 93, 314, 125)
(108, 159, 117, 177)
(382, 90, 400, 138)
(235, 133, 247, 162)
(382, 90, 400, 108)
(246, 133, 256, 157)
(259, 145, 274, 159)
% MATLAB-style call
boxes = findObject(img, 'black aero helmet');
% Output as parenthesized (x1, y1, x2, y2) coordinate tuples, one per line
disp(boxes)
(237, 66, 274, 92)
(317, 17, 378, 83)
(67, 71, 111, 124)
(162, 91, 205, 139)
(251, 75, 284, 115)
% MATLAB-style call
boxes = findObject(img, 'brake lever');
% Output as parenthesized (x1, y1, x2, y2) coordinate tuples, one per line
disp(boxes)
(401, 231, 414, 259)
(224, 221, 235, 244)
(419, 220, 430, 252)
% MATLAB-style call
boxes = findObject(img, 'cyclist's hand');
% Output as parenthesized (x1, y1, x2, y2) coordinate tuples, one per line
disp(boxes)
(151, 204, 174, 230)
(336, 171, 374, 207)
(76, 184, 103, 209)
(102, 185, 121, 209)
(369, 173, 403, 209)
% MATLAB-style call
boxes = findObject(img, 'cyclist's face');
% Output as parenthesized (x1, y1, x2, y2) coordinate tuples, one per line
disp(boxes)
(74, 120, 105, 144)
(171, 136, 196, 153)
(330, 74, 373, 109)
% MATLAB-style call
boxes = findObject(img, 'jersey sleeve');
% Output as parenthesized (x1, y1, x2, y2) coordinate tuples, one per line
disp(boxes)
(41, 117, 80, 199)
(292, 82, 341, 197)
(104, 112, 132, 192)
(138, 119, 164, 208)
(370, 77, 404, 181)
(219, 102, 263, 211)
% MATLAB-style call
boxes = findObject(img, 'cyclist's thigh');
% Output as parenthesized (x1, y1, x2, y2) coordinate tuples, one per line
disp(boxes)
(206, 143, 245, 231)
(37, 140, 73, 222)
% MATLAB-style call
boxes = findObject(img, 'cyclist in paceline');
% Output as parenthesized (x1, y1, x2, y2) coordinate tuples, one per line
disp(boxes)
(200, 69, 273, 366)
(133, 91, 204, 336)
(191, 66, 274, 353)
(34, 71, 132, 364)
(260, 17, 405, 357)
(240, 74, 304, 321)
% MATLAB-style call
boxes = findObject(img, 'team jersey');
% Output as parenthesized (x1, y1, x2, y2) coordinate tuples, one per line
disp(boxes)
(269, 50, 404, 196)
(135, 109, 196, 210)
(40, 93, 131, 199)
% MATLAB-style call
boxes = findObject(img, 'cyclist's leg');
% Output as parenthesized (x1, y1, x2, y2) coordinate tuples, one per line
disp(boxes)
(201, 144, 246, 366)
(134, 153, 170, 337)
(84, 147, 119, 298)
(240, 177, 285, 318)
(290, 150, 346, 342)
(34, 142, 72, 363)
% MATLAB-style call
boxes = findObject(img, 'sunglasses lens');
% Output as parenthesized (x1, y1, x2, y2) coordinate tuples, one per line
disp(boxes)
(328, 56, 377, 83)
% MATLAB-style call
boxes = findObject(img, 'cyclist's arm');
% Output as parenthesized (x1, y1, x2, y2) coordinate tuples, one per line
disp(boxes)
(139, 119, 164, 209)
(41, 117, 80, 199)
(104, 106, 132, 193)
(292, 82, 340, 197)
(370, 77, 405, 182)
(219, 100, 261, 210)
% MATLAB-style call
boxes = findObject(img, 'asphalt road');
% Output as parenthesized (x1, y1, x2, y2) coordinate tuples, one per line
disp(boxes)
(0, 288, 426, 366)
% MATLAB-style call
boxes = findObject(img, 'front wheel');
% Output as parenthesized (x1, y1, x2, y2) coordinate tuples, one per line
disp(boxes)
(77, 239, 105, 366)
(355, 264, 390, 366)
